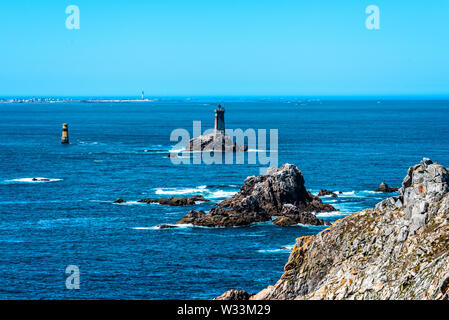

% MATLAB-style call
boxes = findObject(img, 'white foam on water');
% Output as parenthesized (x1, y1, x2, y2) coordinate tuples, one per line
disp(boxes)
(155, 185, 207, 195)
(257, 248, 292, 254)
(207, 190, 238, 199)
(153, 185, 238, 200)
(4, 177, 62, 184)
(78, 141, 105, 146)
(133, 224, 195, 230)
(168, 148, 184, 153)
(114, 201, 145, 206)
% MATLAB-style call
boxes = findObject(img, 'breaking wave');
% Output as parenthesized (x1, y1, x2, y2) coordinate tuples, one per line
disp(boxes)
(315, 211, 346, 218)
(3, 177, 63, 184)
(153, 185, 238, 200)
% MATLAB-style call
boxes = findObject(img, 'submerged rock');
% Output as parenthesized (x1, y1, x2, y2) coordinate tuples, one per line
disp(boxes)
(177, 164, 336, 227)
(217, 158, 449, 300)
(138, 196, 210, 206)
(375, 182, 399, 193)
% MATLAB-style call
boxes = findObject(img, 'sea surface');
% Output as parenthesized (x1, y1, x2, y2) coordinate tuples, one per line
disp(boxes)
(0, 99, 448, 299)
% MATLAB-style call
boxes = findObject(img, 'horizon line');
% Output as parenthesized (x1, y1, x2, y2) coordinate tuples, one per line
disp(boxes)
(2, 94, 449, 100)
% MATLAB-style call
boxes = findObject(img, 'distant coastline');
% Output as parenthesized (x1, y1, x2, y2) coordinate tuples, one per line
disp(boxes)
(1, 96, 449, 104)
(0, 97, 156, 104)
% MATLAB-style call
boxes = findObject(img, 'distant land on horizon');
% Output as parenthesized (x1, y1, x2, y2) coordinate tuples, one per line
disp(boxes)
(1, 95, 449, 104)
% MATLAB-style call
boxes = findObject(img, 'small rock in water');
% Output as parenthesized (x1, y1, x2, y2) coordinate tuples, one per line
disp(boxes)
(32, 178, 50, 182)
(318, 189, 338, 197)
(114, 198, 126, 203)
(138, 196, 210, 206)
(375, 182, 399, 193)
(157, 224, 178, 229)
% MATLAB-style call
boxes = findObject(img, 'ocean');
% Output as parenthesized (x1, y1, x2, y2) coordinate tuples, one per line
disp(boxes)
(0, 99, 448, 299)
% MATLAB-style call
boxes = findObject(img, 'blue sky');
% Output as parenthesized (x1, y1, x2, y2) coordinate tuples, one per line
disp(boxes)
(0, 0, 448, 97)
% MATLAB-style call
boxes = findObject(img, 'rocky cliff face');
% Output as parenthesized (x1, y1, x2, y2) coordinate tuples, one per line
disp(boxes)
(217, 158, 449, 300)
(177, 164, 335, 227)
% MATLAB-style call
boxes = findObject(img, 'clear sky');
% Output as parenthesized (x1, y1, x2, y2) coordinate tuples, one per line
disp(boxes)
(0, 0, 448, 97)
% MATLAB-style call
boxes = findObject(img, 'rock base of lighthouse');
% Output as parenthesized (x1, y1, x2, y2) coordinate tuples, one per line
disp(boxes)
(184, 132, 248, 152)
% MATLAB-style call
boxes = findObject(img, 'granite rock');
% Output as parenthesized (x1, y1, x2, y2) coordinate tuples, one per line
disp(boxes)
(217, 158, 449, 300)
(177, 164, 335, 227)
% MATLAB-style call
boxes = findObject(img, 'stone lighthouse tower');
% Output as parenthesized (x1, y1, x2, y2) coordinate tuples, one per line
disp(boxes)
(214, 104, 225, 134)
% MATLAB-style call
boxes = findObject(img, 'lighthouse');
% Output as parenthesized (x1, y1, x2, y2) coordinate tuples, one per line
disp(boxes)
(214, 105, 225, 134)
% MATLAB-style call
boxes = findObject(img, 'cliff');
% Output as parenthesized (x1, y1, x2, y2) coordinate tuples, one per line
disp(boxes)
(216, 158, 449, 300)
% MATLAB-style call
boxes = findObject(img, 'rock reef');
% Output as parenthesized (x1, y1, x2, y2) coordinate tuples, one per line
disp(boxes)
(114, 196, 209, 206)
(177, 164, 336, 227)
(218, 158, 449, 300)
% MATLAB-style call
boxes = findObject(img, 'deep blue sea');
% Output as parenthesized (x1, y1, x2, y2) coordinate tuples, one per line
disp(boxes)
(0, 99, 448, 299)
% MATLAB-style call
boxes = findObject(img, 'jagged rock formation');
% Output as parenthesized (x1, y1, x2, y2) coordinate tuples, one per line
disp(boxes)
(177, 164, 335, 227)
(184, 132, 247, 152)
(375, 182, 399, 193)
(219, 158, 449, 300)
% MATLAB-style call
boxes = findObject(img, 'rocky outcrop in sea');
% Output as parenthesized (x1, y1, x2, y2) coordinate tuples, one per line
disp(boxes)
(184, 132, 248, 152)
(216, 158, 449, 300)
(375, 182, 399, 193)
(177, 164, 335, 227)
